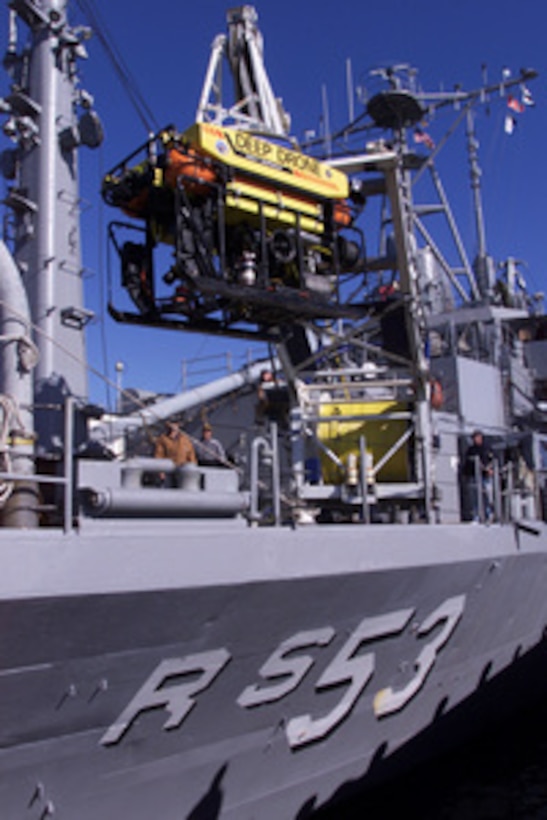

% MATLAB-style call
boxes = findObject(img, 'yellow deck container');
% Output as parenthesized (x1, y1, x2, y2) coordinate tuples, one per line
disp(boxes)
(317, 400, 410, 484)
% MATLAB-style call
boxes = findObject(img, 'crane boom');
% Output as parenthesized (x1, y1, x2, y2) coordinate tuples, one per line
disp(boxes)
(196, 5, 290, 136)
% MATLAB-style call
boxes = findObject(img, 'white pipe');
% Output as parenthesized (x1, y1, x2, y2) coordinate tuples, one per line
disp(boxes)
(133, 359, 273, 424)
(93, 358, 278, 441)
(0, 241, 35, 447)
(0, 241, 38, 527)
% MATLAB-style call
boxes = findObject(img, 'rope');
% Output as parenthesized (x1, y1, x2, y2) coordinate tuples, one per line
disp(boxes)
(0, 395, 14, 506)
(0, 328, 39, 506)
(18, 334, 40, 372)
(0, 332, 40, 372)
(0, 302, 296, 516)
(0, 393, 29, 507)
(0, 297, 149, 418)
(75, 0, 159, 134)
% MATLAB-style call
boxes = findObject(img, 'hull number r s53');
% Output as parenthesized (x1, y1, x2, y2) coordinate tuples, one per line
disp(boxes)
(101, 595, 465, 749)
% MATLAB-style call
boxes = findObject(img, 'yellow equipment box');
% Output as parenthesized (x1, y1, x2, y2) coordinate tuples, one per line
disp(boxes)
(317, 400, 410, 484)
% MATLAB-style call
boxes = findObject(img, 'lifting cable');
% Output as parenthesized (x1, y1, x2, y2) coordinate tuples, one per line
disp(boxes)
(75, 0, 160, 135)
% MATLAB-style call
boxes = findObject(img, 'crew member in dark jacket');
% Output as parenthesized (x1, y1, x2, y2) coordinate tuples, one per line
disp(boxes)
(464, 429, 494, 522)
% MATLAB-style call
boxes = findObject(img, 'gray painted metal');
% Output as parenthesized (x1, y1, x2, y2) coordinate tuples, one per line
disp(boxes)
(0, 522, 546, 818)
(5, 0, 102, 452)
(88, 486, 249, 517)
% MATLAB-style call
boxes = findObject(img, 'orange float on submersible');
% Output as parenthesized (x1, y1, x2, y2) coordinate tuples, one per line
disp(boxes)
(164, 147, 217, 194)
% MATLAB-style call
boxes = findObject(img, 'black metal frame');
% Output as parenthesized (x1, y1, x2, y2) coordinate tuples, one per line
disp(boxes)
(105, 135, 368, 340)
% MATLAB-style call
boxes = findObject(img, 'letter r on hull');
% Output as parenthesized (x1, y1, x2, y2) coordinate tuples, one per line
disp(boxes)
(100, 649, 230, 746)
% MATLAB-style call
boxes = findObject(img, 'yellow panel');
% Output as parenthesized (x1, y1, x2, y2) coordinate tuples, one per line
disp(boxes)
(227, 179, 323, 216)
(225, 186, 325, 233)
(185, 122, 349, 200)
(317, 401, 409, 483)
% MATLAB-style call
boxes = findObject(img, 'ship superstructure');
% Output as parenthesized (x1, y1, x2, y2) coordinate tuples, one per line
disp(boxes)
(0, 4, 547, 819)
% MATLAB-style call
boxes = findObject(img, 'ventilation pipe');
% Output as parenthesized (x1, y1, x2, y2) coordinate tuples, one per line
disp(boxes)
(0, 241, 39, 527)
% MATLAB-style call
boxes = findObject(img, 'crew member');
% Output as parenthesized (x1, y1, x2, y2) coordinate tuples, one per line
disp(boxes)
(255, 369, 275, 425)
(195, 423, 226, 466)
(154, 420, 196, 484)
(255, 369, 289, 428)
(464, 429, 494, 522)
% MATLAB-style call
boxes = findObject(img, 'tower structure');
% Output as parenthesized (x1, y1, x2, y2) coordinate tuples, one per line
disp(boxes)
(1, 0, 102, 452)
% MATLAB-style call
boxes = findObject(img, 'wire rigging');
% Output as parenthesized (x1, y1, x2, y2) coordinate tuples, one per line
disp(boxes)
(75, 0, 160, 134)
(94, 142, 112, 410)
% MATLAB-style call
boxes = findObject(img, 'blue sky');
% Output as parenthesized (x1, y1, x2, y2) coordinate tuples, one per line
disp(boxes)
(4, 0, 547, 406)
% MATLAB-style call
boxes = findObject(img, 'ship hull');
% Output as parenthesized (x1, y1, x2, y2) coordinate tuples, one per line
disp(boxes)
(1, 519, 547, 818)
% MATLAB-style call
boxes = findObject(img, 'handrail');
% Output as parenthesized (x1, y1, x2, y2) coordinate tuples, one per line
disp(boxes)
(249, 421, 280, 525)
(0, 396, 76, 532)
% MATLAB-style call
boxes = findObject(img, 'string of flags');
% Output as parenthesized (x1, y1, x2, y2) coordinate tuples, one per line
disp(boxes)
(410, 69, 536, 145)
(504, 83, 535, 135)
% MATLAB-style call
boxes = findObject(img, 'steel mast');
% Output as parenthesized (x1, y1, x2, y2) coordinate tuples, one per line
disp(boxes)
(1, 0, 102, 452)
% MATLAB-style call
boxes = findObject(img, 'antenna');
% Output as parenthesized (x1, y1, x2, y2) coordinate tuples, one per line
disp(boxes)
(321, 84, 332, 156)
(346, 58, 355, 123)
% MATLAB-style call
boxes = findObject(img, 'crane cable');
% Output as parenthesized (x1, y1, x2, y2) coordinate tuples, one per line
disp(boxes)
(75, 0, 160, 134)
